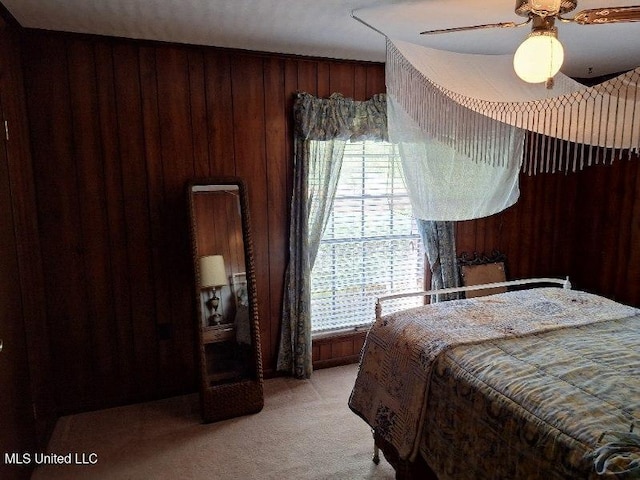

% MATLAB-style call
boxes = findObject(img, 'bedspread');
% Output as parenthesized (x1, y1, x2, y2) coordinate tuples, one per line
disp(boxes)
(348, 287, 639, 463)
(423, 315, 640, 479)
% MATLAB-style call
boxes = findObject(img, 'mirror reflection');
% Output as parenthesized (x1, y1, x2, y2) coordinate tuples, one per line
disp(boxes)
(188, 179, 264, 422)
(192, 185, 247, 333)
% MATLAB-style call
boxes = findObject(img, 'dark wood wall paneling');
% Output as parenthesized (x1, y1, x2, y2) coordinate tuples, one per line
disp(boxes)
(17, 27, 640, 416)
(457, 152, 640, 308)
(0, 23, 34, 480)
(0, 16, 53, 480)
(21, 29, 386, 414)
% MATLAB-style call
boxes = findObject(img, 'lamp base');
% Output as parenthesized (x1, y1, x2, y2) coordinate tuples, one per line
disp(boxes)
(207, 313, 222, 327)
(205, 288, 222, 326)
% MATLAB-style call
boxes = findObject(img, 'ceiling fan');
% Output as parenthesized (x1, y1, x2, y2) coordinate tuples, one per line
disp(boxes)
(420, 1, 640, 86)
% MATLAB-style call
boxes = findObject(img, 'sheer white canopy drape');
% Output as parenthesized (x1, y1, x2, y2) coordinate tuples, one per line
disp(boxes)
(388, 93, 522, 221)
(387, 39, 640, 173)
(385, 38, 640, 221)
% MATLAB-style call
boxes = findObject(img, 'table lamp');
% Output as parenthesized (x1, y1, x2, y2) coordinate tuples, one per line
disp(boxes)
(199, 255, 227, 325)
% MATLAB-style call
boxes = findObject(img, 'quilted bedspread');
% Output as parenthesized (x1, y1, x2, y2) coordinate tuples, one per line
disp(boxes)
(423, 315, 640, 479)
(348, 287, 640, 468)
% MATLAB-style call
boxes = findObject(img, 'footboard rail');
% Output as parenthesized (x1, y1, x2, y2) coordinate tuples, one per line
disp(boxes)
(375, 277, 571, 320)
(369, 276, 571, 469)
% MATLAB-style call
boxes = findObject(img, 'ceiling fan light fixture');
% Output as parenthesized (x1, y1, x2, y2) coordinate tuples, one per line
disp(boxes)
(513, 30, 564, 84)
(529, 0, 563, 16)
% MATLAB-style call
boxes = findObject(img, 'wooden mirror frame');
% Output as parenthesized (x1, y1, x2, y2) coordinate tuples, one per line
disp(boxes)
(187, 177, 264, 422)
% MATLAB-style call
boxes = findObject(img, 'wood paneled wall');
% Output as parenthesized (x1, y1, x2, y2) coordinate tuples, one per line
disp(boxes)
(461, 155, 640, 307)
(0, 16, 54, 479)
(16, 27, 640, 416)
(21, 29, 385, 414)
(0, 21, 35, 480)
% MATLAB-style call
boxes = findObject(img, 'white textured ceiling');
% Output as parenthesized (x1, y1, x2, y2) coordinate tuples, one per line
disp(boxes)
(3, 0, 640, 78)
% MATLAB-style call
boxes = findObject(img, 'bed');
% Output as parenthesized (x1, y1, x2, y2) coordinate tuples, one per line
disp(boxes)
(348, 279, 640, 479)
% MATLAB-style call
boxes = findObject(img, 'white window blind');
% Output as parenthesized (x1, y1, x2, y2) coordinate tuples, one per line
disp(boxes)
(310, 140, 425, 334)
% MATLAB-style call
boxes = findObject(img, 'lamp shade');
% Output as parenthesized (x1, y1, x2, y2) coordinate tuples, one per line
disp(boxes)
(199, 255, 227, 288)
(513, 33, 564, 83)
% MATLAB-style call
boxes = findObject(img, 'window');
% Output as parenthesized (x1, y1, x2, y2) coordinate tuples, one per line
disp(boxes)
(310, 140, 425, 333)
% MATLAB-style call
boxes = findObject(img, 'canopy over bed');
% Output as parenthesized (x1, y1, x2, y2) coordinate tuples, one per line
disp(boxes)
(384, 37, 640, 221)
(387, 39, 640, 170)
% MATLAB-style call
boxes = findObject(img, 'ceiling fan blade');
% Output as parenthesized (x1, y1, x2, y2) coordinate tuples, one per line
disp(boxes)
(572, 5, 640, 25)
(420, 19, 530, 35)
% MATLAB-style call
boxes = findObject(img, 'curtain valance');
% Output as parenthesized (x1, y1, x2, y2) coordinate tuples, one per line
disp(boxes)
(294, 92, 387, 141)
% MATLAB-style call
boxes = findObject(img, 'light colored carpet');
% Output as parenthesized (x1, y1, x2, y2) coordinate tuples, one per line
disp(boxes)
(31, 364, 395, 480)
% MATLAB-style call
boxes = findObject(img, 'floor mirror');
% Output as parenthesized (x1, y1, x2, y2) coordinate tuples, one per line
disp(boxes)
(187, 177, 264, 422)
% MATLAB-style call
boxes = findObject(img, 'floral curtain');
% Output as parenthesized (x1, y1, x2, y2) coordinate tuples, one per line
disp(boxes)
(277, 92, 387, 379)
(417, 220, 460, 302)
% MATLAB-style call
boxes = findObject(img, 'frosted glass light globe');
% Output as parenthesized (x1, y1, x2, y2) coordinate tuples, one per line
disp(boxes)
(513, 34, 564, 83)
